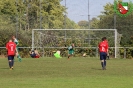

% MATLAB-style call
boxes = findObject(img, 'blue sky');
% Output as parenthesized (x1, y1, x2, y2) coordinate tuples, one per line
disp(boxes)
(61, 0, 131, 23)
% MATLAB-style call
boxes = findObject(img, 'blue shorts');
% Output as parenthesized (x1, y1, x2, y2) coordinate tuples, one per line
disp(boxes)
(8, 55, 15, 61)
(100, 52, 107, 60)
(30, 53, 36, 58)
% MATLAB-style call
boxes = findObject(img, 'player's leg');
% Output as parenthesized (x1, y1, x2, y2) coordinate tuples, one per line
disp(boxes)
(100, 52, 105, 70)
(68, 50, 74, 60)
(33, 53, 36, 58)
(67, 50, 71, 59)
(17, 54, 22, 61)
(104, 60, 106, 70)
(16, 47, 22, 62)
(68, 54, 71, 60)
(11, 55, 15, 70)
(107, 54, 110, 60)
(68, 54, 72, 60)
(104, 59, 106, 67)
(8, 56, 12, 70)
(103, 53, 107, 70)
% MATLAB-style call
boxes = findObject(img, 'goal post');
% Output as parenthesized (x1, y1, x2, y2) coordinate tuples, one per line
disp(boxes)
(32, 29, 118, 58)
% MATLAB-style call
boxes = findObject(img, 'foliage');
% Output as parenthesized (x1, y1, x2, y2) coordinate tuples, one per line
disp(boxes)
(0, 0, 133, 58)
(78, 20, 89, 29)
(0, 15, 16, 46)
(92, 2, 133, 47)
(0, 0, 79, 30)
(0, 0, 80, 57)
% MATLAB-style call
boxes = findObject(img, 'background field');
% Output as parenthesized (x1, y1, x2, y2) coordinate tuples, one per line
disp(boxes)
(0, 57, 133, 88)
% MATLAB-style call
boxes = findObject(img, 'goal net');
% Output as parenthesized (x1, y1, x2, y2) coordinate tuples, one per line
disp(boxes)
(32, 29, 118, 58)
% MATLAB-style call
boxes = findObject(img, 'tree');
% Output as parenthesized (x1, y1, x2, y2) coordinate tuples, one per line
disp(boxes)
(0, 0, 66, 30)
(78, 21, 89, 29)
(96, 1, 133, 46)
(89, 18, 99, 29)
(101, 3, 114, 15)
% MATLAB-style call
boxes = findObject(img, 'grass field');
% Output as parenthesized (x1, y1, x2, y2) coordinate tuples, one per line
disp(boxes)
(0, 57, 133, 88)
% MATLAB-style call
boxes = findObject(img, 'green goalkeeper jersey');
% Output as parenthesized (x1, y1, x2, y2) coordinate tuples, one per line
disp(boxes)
(68, 46, 74, 54)
(14, 38, 19, 52)
(14, 38, 19, 46)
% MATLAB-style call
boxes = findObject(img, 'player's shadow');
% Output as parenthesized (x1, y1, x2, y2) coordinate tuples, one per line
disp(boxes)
(0, 68, 9, 69)
(91, 68, 103, 70)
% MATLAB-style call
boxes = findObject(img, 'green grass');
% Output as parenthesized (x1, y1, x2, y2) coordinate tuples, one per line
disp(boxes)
(0, 57, 133, 88)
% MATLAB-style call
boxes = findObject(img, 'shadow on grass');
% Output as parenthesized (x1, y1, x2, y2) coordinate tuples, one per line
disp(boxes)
(91, 68, 103, 70)
(0, 68, 9, 69)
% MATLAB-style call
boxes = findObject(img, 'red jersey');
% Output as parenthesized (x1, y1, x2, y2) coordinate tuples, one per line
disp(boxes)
(98, 41, 108, 53)
(104, 40, 109, 47)
(104, 40, 108, 44)
(6, 42, 16, 55)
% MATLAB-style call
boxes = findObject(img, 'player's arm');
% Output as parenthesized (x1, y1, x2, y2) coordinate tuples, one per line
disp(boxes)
(35, 50, 40, 56)
(14, 39, 19, 45)
(6, 43, 8, 50)
(15, 42, 19, 46)
(6, 44, 8, 50)
(15, 47, 19, 56)
(98, 43, 100, 53)
(29, 51, 32, 54)
(106, 43, 109, 54)
(68, 46, 72, 50)
(5, 43, 8, 55)
(14, 44, 18, 53)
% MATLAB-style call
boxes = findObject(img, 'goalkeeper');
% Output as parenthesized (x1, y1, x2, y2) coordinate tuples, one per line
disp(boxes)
(12, 36, 22, 62)
(67, 44, 74, 60)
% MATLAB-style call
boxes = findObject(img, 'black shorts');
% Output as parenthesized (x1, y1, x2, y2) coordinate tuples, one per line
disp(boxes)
(8, 55, 15, 61)
(30, 53, 36, 58)
(100, 52, 107, 60)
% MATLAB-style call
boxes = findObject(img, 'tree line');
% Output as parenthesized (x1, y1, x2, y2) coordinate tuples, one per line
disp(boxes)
(0, 0, 133, 58)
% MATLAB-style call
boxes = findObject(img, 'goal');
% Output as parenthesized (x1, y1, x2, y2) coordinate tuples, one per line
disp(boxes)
(32, 29, 118, 58)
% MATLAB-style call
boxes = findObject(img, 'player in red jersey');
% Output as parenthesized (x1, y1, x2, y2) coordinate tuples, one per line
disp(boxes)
(103, 37, 109, 59)
(6, 39, 17, 70)
(98, 37, 109, 70)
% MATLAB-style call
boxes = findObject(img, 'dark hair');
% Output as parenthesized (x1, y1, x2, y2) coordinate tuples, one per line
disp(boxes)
(34, 48, 36, 50)
(103, 37, 107, 40)
(102, 37, 107, 41)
